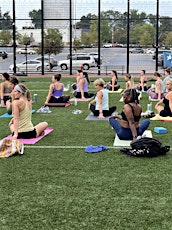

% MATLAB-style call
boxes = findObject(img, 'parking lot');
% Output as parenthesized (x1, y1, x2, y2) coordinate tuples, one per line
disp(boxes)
(0, 47, 162, 74)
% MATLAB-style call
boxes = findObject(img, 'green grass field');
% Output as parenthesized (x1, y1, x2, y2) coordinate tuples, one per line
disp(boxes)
(0, 77, 172, 230)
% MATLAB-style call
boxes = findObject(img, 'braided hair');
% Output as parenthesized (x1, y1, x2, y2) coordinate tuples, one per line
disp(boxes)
(124, 88, 139, 104)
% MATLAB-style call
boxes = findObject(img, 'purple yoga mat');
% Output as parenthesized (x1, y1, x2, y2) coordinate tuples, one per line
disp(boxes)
(5, 127, 54, 144)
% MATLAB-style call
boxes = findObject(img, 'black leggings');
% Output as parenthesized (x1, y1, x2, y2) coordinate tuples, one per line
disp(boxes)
(90, 104, 116, 117)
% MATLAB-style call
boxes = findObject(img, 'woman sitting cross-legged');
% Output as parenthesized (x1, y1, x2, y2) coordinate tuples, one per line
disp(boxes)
(45, 73, 70, 105)
(147, 71, 164, 101)
(109, 88, 150, 140)
(73, 71, 95, 99)
(9, 84, 48, 140)
(6, 76, 19, 115)
(106, 70, 120, 91)
(155, 79, 172, 117)
(88, 78, 117, 119)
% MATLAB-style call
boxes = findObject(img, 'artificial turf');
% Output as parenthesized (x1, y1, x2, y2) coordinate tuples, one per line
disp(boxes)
(0, 77, 171, 230)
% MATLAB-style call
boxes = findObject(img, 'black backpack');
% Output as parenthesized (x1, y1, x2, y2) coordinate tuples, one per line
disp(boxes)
(120, 137, 170, 157)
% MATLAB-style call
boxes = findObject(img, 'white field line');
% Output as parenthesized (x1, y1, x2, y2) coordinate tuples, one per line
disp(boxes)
(24, 145, 172, 151)
(25, 145, 119, 149)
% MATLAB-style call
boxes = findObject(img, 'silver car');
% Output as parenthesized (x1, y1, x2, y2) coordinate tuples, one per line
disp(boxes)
(9, 60, 50, 72)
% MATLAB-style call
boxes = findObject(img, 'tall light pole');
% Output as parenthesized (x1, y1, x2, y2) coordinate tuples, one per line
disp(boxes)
(127, 0, 130, 74)
(13, 0, 16, 74)
(155, 0, 159, 71)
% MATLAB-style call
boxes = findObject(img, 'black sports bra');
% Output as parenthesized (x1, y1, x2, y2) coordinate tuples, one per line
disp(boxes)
(121, 103, 141, 122)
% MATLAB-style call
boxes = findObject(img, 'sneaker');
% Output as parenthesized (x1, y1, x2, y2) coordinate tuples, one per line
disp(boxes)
(72, 109, 82, 114)
(37, 106, 52, 113)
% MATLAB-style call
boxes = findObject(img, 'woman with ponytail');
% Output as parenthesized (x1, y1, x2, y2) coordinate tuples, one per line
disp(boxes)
(9, 83, 48, 140)
(109, 88, 150, 140)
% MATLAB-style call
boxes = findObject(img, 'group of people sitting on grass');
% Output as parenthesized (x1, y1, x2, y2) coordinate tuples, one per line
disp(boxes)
(0, 66, 172, 141)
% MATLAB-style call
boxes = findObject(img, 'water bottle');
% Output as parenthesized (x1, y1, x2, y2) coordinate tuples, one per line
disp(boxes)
(33, 94, 38, 102)
(74, 97, 77, 106)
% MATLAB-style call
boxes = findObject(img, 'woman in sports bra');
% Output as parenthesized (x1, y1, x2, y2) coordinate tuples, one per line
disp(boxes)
(0, 72, 12, 106)
(147, 71, 164, 101)
(137, 70, 150, 92)
(45, 73, 69, 104)
(155, 79, 172, 117)
(106, 70, 120, 91)
(9, 84, 48, 140)
(109, 88, 150, 140)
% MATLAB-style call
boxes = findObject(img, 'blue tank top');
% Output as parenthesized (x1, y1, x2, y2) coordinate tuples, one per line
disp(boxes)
(77, 78, 88, 92)
(52, 84, 63, 97)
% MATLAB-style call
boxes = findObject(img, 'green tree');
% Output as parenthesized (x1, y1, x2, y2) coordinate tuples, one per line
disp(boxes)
(37, 28, 63, 57)
(0, 30, 12, 45)
(0, 9, 13, 30)
(73, 38, 83, 52)
(163, 32, 172, 47)
(17, 32, 30, 45)
(130, 24, 155, 45)
(29, 9, 42, 29)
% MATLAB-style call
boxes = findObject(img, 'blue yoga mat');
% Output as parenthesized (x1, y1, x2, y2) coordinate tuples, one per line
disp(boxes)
(0, 110, 36, 118)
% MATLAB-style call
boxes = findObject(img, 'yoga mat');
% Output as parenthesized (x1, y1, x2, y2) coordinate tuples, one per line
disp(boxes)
(150, 114, 172, 121)
(113, 130, 152, 147)
(5, 127, 54, 144)
(70, 97, 94, 102)
(0, 110, 36, 118)
(85, 113, 110, 120)
(108, 88, 123, 93)
(45, 103, 70, 107)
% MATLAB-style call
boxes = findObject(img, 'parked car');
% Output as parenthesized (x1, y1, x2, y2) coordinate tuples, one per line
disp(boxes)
(34, 56, 57, 69)
(0, 51, 8, 59)
(57, 55, 96, 70)
(152, 49, 170, 60)
(146, 48, 156, 54)
(16, 48, 36, 54)
(67, 52, 102, 66)
(88, 52, 103, 66)
(9, 60, 50, 72)
(129, 48, 144, 53)
(103, 43, 113, 48)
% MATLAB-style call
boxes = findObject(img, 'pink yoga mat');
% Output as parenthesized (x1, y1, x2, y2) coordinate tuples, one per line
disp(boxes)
(5, 127, 54, 144)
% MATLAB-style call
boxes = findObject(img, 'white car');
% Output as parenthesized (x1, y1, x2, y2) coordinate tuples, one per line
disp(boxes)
(9, 60, 50, 72)
(146, 48, 156, 54)
(103, 43, 113, 48)
(16, 48, 36, 54)
(57, 55, 96, 70)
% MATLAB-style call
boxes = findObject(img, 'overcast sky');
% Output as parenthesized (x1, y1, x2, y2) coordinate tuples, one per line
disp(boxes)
(0, 0, 171, 29)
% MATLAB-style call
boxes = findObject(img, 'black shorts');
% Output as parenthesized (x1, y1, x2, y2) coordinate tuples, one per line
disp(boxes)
(14, 129, 37, 139)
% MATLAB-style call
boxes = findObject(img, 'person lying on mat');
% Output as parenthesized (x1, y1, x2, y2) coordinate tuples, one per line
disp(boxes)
(73, 71, 94, 99)
(147, 72, 164, 101)
(9, 84, 48, 140)
(109, 88, 150, 140)
(155, 79, 172, 117)
(6, 76, 19, 115)
(45, 73, 69, 104)
(0, 72, 12, 106)
(106, 70, 120, 91)
(88, 78, 117, 119)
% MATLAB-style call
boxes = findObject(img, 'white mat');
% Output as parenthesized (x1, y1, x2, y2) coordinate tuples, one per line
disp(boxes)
(113, 130, 152, 147)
